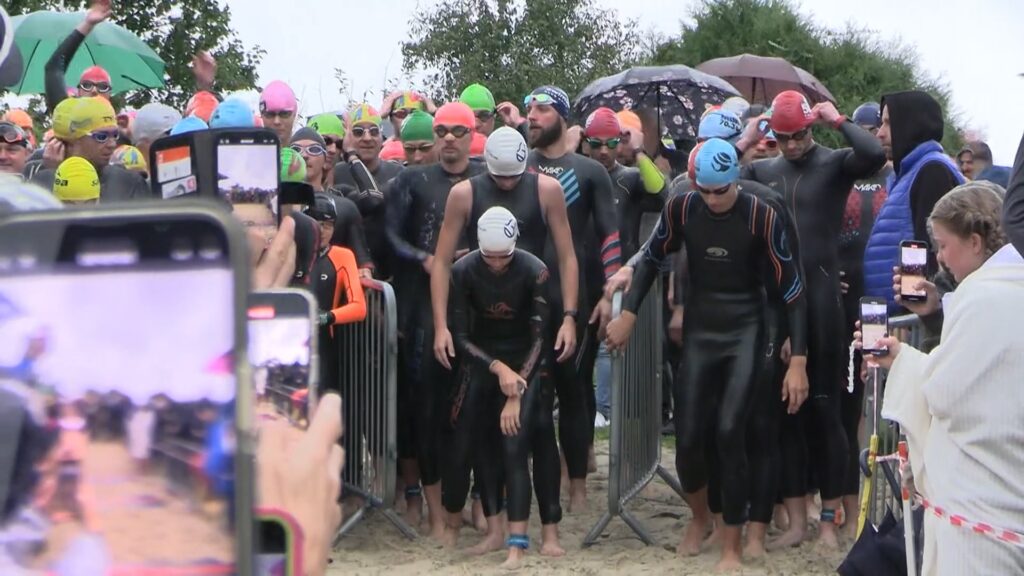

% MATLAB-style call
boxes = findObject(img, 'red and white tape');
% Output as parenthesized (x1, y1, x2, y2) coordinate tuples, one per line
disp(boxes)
(914, 495, 1024, 548)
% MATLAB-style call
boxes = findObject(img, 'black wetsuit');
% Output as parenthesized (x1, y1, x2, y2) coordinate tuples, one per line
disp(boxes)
(326, 193, 372, 269)
(462, 171, 561, 525)
(385, 161, 485, 486)
(32, 165, 150, 203)
(443, 250, 552, 524)
(838, 166, 891, 496)
(742, 122, 885, 502)
(609, 164, 666, 261)
(526, 151, 621, 481)
(289, 211, 320, 289)
(661, 177, 804, 524)
(336, 158, 403, 280)
(625, 191, 807, 526)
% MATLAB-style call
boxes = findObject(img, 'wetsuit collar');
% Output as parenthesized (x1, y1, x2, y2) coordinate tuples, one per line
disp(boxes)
(786, 141, 819, 166)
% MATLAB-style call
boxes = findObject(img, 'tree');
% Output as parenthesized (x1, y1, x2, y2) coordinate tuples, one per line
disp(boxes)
(651, 0, 964, 152)
(4, 0, 263, 112)
(402, 0, 642, 106)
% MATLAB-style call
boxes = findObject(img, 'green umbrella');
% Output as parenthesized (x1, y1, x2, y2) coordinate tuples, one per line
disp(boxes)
(9, 10, 165, 96)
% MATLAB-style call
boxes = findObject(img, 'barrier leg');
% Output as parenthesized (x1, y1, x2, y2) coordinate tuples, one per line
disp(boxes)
(582, 512, 613, 548)
(656, 465, 683, 497)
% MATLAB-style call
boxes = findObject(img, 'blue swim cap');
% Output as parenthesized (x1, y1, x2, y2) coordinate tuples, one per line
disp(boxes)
(209, 98, 255, 129)
(694, 138, 740, 188)
(698, 110, 743, 143)
(170, 115, 209, 136)
(852, 102, 881, 128)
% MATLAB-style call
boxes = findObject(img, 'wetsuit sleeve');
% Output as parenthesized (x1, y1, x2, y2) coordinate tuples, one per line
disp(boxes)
(44, 30, 85, 112)
(760, 202, 808, 356)
(837, 121, 887, 180)
(385, 171, 430, 263)
(672, 248, 688, 307)
(518, 264, 551, 381)
(328, 247, 367, 325)
(623, 194, 687, 314)
(1006, 130, 1024, 255)
(589, 164, 623, 278)
(333, 196, 373, 269)
(636, 154, 666, 194)
(450, 265, 495, 370)
(909, 162, 960, 275)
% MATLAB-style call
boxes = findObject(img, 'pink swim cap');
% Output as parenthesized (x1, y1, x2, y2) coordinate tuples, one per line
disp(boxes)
(259, 80, 297, 113)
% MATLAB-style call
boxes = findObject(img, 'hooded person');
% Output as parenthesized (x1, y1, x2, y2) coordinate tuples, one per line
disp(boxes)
(863, 91, 966, 311)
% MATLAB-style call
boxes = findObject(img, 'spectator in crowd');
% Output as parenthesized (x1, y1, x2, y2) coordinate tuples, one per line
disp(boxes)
(965, 140, 1011, 188)
(0, 122, 32, 177)
(956, 146, 974, 179)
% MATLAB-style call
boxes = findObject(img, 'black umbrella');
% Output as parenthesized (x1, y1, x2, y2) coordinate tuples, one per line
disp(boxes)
(839, 507, 924, 576)
(573, 65, 741, 141)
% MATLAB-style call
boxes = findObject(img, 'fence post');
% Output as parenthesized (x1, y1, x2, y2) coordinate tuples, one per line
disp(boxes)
(333, 280, 415, 543)
(583, 281, 683, 547)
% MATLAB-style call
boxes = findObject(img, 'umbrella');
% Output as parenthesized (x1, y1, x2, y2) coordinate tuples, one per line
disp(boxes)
(9, 10, 165, 96)
(697, 53, 835, 105)
(0, 6, 24, 87)
(573, 65, 741, 141)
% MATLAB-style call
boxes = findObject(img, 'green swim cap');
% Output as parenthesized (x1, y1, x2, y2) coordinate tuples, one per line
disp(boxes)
(280, 148, 307, 183)
(459, 84, 496, 112)
(308, 113, 345, 138)
(401, 110, 435, 142)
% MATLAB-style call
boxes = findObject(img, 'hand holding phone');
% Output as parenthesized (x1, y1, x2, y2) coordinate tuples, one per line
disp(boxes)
(859, 297, 889, 355)
(899, 240, 930, 302)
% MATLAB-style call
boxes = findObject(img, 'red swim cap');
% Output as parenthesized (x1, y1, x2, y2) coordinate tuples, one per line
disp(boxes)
(584, 107, 621, 139)
(770, 90, 815, 134)
(687, 142, 704, 182)
(433, 102, 475, 129)
(470, 131, 487, 156)
(186, 91, 219, 123)
(80, 65, 110, 85)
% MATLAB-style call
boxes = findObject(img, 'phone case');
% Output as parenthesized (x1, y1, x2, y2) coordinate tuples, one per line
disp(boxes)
(248, 289, 320, 421)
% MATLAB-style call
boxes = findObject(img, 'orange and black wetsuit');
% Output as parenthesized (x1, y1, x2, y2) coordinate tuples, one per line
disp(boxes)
(313, 245, 366, 393)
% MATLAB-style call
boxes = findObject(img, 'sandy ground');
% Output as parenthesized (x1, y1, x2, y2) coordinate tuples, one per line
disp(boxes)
(329, 439, 850, 575)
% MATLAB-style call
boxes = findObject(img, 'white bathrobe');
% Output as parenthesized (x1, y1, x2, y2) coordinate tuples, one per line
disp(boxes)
(882, 244, 1024, 576)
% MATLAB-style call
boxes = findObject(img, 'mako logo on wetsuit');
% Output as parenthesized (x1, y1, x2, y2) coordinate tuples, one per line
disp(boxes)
(706, 247, 730, 259)
(484, 302, 516, 319)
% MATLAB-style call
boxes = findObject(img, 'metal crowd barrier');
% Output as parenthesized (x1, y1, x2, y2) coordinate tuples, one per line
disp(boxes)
(332, 279, 415, 542)
(584, 282, 683, 547)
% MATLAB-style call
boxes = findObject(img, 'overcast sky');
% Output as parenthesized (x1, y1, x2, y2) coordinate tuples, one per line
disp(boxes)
(226, 0, 1023, 164)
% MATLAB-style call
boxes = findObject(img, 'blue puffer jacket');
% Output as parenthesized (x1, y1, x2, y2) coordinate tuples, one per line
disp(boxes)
(863, 140, 964, 311)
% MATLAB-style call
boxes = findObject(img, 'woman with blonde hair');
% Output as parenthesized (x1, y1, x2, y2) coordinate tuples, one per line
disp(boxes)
(855, 180, 1024, 575)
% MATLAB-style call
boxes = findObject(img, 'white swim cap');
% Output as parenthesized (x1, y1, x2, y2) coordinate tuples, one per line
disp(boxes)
(484, 126, 528, 177)
(477, 206, 518, 255)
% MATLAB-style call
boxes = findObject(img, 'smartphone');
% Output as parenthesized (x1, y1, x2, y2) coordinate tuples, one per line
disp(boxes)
(248, 290, 318, 429)
(216, 131, 281, 237)
(899, 240, 929, 302)
(860, 296, 889, 355)
(0, 203, 254, 575)
(255, 513, 302, 576)
(150, 136, 199, 199)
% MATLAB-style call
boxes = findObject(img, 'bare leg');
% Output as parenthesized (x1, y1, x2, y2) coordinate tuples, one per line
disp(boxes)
(441, 511, 462, 549)
(677, 488, 713, 557)
(468, 514, 507, 556)
(773, 503, 790, 532)
(716, 525, 743, 572)
(744, 522, 768, 560)
(472, 498, 488, 532)
(568, 478, 588, 513)
(841, 494, 860, 540)
(587, 444, 597, 474)
(399, 459, 421, 525)
(539, 524, 565, 557)
(704, 513, 723, 550)
(424, 483, 445, 540)
(767, 496, 807, 550)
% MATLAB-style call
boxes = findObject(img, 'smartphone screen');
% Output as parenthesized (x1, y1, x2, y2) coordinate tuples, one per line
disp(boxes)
(256, 518, 292, 576)
(0, 216, 241, 572)
(217, 136, 279, 245)
(900, 243, 929, 299)
(155, 144, 198, 199)
(248, 291, 316, 429)
(860, 301, 888, 353)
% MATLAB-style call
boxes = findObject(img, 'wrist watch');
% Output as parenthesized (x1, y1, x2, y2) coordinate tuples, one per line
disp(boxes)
(563, 310, 578, 320)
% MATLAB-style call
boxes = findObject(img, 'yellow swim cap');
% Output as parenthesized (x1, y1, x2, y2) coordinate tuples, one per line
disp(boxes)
(54, 157, 100, 202)
(111, 145, 148, 173)
(53, 97, 117, 141)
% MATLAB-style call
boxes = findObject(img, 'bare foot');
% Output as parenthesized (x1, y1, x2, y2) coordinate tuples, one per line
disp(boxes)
(676, 518, 710, 557)
(816, 524, 840, 550)
(743, 537, 767, 560)
(767, 527, 807, 551)
(773, 505, 790, 532)
(715, 550, 743, 572)
(429, 521, 447, 543)
(501, 547, 526, 570)
(703, 525, 722, 551)
(440, 525, 459, 550)
(472, 500, 488, 532)
(539, 539, 565, 557)
(404, 496, 423, 528)
(467, 531, 506, 556)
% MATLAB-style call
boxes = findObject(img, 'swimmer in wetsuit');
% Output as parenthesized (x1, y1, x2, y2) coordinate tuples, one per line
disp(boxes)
(431, 126, 577, 556)
(442, 207, 556, 568)
(605, 139, 809, 572)
(741, 90, 886, 548)
(386, 102, 487, 540)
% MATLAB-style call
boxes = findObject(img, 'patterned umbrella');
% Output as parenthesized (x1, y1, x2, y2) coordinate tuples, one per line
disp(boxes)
(696, 53, 836, 105)
(573, 65, 741, 141)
